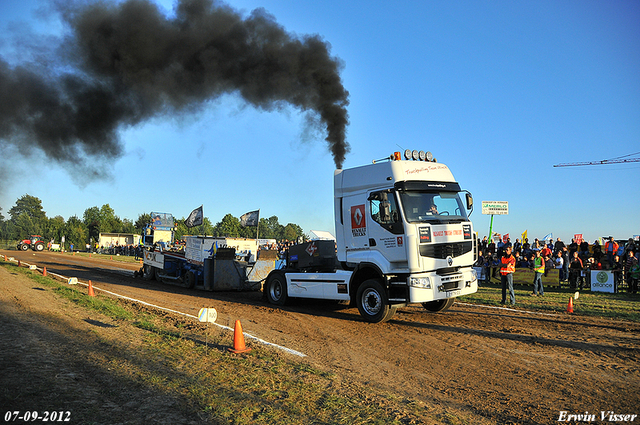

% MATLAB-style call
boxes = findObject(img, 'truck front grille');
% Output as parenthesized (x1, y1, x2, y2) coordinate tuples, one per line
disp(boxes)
(443, 280, 460, 291)
(419, 242, 473, 259)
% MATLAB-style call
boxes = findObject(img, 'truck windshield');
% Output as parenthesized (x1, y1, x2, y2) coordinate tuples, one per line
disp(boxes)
(399, 191, 469, 223)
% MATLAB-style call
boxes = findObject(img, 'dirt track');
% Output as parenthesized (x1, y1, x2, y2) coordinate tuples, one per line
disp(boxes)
(2, 249, 639, 424)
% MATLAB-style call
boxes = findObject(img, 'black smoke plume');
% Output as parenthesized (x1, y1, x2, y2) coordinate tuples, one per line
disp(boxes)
(0, 0, 350, 177)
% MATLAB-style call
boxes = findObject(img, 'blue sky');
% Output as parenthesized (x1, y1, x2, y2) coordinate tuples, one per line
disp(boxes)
(1, 0, 638, 243)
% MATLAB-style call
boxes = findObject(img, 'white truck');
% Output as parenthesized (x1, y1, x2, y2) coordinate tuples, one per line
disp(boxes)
(263, 149, 478, 322)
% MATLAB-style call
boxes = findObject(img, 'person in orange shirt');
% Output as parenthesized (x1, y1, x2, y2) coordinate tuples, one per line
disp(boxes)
(605, 237, 619, 269)
(500, 246, 517, 305)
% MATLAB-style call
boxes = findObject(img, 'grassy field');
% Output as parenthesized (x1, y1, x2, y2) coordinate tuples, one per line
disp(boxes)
(61, 251, 144, 264)
(460, 268, 640, 322)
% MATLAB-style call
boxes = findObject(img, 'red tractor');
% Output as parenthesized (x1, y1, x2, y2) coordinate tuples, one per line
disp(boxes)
(17, 235, 46, 252)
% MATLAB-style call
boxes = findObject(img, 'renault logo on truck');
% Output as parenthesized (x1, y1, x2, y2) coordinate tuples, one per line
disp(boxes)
(351, 205, 366, 237)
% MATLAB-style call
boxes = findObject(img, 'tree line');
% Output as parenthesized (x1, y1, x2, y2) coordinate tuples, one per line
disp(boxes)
(0, 194, 305, 250)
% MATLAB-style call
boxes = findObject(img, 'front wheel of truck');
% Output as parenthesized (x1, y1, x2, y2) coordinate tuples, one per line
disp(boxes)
(422, 298, 455, 312)
(356, 279, 396, 323)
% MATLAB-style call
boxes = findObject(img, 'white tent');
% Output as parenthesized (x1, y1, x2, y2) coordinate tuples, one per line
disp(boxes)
(309, 230, 335, 241)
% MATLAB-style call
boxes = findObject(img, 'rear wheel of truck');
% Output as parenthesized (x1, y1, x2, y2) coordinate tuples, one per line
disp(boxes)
(422, 298, 455, 312)
(184, 270, 196, 289)
(142, 264, 156, 281)
(356, 279, 396, 323)
(265, 272, 288, 306)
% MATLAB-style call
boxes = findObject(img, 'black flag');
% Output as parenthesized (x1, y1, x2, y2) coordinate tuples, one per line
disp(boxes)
(185, 206, 203, 228)
(240, 210, 259, 227)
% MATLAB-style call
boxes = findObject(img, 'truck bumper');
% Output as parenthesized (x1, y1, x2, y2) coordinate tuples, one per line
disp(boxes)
(406, 267, 478, 303)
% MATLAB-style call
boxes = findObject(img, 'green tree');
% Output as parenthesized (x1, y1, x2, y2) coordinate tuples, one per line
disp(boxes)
(45, 216, 66, 243)
(9, 194, 47, 236)
(0, 206, 5, 240)
(100, 204, 121, 233)
(2, 220, 18, 241)
(261, 216, 284, 240)
(120, 218, 135, 234)
(64, 215, 88, 250)
(195, 217, 215, 237)
(174, 217, 188, 241)
(283, 223, 304, 241)
(83, 206, 101, 242)
(13, 213, 35, 239)
(83, 203, 125, 240)
(213, 214, 242, 237)
(135, 213, 152, 232)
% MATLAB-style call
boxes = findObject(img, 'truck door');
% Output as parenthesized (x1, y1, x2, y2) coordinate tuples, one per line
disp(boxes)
(342, 198, 370, 263)
(367, 190, 406, 264)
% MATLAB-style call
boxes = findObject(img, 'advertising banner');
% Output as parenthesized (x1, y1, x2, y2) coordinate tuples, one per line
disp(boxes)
(591, 270, 615, 293)
(481, 201, 509, 215)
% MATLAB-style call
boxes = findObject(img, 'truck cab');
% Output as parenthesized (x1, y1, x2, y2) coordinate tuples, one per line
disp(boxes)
(264, 150, 478, 323)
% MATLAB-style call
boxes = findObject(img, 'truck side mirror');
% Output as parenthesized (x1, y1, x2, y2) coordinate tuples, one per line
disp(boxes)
(466, 193, 473, 210)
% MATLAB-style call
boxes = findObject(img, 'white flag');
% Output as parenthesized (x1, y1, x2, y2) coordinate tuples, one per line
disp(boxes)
(185, 206, 203, 228)
(240, 210, 259, 227)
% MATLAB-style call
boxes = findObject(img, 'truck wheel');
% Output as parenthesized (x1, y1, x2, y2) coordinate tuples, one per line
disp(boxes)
(356, 279, 396, 323)
(265, 272, 288, 306)
(142, 264, 156, 281)
(34, 242, 45, 251)
(20, 244, 29, 251)
(422, 298, 455, 312)
(185, 270, 196, 289)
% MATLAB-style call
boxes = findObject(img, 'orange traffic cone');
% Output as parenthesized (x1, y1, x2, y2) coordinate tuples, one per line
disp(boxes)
(43, 266, 47, 277)
(228, 320, 251, 354)
(88, 280, 96, 297)
(567, 297, 574, 313)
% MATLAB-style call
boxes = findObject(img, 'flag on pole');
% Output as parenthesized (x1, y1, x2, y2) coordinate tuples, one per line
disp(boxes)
(240, 210, 259, 227)
(521, 230, 528, 242)
(541, 233, 553, 242)
(208, 241, 218, 257)
(185, 205, 204, 228)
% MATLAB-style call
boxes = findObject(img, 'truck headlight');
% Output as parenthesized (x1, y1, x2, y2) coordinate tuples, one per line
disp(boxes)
(465, 269, 478, 288)
(410, 277, 431, 289)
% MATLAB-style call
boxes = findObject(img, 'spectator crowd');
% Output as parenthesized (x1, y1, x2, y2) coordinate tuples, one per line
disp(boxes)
(476, 235, 640, 295)
(98, 243, 143, 260)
